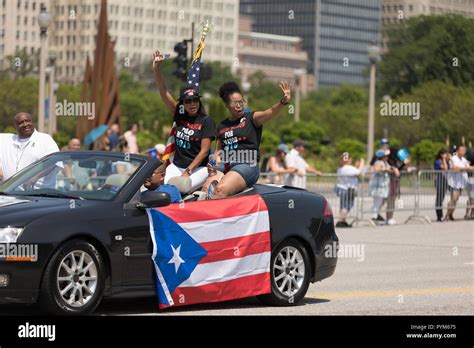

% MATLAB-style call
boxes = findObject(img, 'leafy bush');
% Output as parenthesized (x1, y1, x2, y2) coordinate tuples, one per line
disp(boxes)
(279, 122, 325, 154)
(52, 131, 71, 149)
(136, 130, 162, 152)
(336, 138, 365, 161)
(2, 126, 16, 133)
(411, 139, 446, 168)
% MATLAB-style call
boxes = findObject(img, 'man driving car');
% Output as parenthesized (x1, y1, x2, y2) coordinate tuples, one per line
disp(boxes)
(143, 163, 182, 203)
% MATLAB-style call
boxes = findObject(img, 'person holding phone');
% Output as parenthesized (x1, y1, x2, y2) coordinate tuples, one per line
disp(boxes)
(152, 50, 216, 191)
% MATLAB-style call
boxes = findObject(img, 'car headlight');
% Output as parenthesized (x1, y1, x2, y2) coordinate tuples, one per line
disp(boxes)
(0, 227, 24, 243)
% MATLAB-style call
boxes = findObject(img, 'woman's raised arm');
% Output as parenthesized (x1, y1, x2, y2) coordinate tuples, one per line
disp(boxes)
(153, 50, 178, 114)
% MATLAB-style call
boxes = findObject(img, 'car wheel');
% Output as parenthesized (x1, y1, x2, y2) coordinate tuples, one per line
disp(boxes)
(257, 238, 311, 306)
(39, 240, 106, 315)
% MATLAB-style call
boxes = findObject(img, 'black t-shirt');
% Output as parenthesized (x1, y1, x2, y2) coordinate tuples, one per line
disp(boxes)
(387, 156, 405, 171)
(216, 112, 262, 164)
(172, 114, 215, 169)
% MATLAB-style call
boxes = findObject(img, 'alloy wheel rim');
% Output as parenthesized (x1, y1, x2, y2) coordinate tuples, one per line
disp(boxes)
(57, 250, 98, 307)
(273, 246, 305, 297)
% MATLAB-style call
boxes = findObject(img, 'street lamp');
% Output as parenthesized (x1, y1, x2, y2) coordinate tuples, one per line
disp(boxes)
(47, 53, 57, 135)
(37, 4, 51, 133)
(293, 69, 306, 122)
(367, 44, 382, 163)
(241, 81, 251, 107)
(202, 91, 211, 112)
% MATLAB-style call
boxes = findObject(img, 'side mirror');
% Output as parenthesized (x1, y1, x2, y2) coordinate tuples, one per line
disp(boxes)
(137, 191, 171, 208)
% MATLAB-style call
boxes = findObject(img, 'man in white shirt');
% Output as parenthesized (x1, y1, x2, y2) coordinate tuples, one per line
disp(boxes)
(284, 140, 321, 189)
(0, 112, 60, 183)
(446, 145, 474, 221)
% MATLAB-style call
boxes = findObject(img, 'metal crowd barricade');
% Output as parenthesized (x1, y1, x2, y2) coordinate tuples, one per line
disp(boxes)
(255, 169, 474, 227)
(259, 172, 365, 226)
(344, 172, 422, 226)
(417, 170, 474, 219)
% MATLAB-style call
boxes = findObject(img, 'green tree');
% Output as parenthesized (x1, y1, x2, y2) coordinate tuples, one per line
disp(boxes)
(410, 139, 446, 168)
(0, 77, 38, 130)
(299, 85, 368, 144)
(376, 81, 474, 146)
(2, 126, 16, 133)
(200, 61, 239, 97)
(52, 131, 71, 149)
(260, 129, 281, 158)
(247, 71, 281, 112)
(119, 70, 170, 137)
(55, 83, 81, 137)
(137, 129, 162, 151)
(380, 15, 474, 97)
(279, 122, 325, 153)
(336, 139, 365, 161)
(5, 49, 39, 79)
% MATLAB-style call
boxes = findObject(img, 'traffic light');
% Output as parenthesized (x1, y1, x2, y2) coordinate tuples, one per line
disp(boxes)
(173, 41, 188, 81)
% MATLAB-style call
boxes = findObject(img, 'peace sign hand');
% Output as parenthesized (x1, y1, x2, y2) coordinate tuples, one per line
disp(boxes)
(279, 81, 291, 104)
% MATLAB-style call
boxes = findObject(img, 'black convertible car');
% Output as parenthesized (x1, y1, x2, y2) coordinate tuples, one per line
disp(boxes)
(0, 151, 338, 314)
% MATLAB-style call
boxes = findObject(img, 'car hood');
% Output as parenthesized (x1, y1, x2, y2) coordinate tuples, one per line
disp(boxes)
(0, 195, 93, 227)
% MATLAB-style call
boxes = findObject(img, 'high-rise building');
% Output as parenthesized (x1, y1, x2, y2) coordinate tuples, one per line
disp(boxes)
(0, 0, 46, 70)
(238, 15, 312, 95)
(240, 0, 382, 89)
(0, 0, 240, 83)
(381, 0, 474, 49)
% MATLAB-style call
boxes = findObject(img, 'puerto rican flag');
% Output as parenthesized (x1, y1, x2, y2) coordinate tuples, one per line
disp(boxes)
(147, 195, 271, 309)
(160, 124, 176, 166)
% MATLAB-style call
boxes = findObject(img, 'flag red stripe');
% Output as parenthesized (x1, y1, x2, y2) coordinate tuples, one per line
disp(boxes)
(199, 231, 271, 264)
(160, 272, 271, 309)
(157, 195, 268, 223)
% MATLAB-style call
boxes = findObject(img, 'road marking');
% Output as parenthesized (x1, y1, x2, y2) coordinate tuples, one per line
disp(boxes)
(464, 262, 474, 265)
(307, 286, 474, 300)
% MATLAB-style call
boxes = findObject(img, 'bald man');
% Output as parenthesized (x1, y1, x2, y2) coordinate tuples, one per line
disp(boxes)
(0, 112, 59, 182)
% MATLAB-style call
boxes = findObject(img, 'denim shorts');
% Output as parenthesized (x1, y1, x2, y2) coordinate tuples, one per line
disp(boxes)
(217, 163, 260, 187)
(336, 187, 356, 211)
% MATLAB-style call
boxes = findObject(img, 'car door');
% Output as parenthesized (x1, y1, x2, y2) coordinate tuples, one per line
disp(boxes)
(118, 191, 155, 286)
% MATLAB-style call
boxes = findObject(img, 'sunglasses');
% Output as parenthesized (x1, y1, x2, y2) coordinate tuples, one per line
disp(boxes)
(228, 99, 245, 108)
(184, 97, 200, 104)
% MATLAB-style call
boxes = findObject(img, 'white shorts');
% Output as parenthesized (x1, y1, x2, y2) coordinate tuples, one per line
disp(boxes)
(164, 162, 208, 191)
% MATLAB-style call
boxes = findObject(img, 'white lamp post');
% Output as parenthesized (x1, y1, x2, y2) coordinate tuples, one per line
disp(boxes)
(367, 44, 382, 162)
(37, 4, 51, 133)
(47, 53, 57, 135)
(293, 69, 306, 122)
(203, 91, 211, 112)
(241, 81, 251, 106)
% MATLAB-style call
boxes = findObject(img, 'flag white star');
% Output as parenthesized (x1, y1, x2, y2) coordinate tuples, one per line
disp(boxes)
(195, 83, 199, 86)
(168, 244, 185, 273)
(196, 68, 200, 71)
(192, 74, 196, 77)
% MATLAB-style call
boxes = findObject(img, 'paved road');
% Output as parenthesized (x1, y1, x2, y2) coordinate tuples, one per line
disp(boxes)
(95, 216, 473, 316)
(2, 216, 472, 316)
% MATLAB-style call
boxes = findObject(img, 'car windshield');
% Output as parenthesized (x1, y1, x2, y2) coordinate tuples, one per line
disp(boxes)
(0, 152, 146, 201)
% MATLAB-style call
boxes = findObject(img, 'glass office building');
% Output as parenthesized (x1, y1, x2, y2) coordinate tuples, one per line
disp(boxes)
(240, 0, 381, 88)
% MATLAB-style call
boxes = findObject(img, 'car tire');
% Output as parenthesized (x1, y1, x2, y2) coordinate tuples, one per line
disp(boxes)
(39, 240, 106, 315)
(257, 238, 311, 306)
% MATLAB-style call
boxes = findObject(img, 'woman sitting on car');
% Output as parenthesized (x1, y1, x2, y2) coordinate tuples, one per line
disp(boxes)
(153, 50, 216, 191)
(204, 81, 291, 199)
